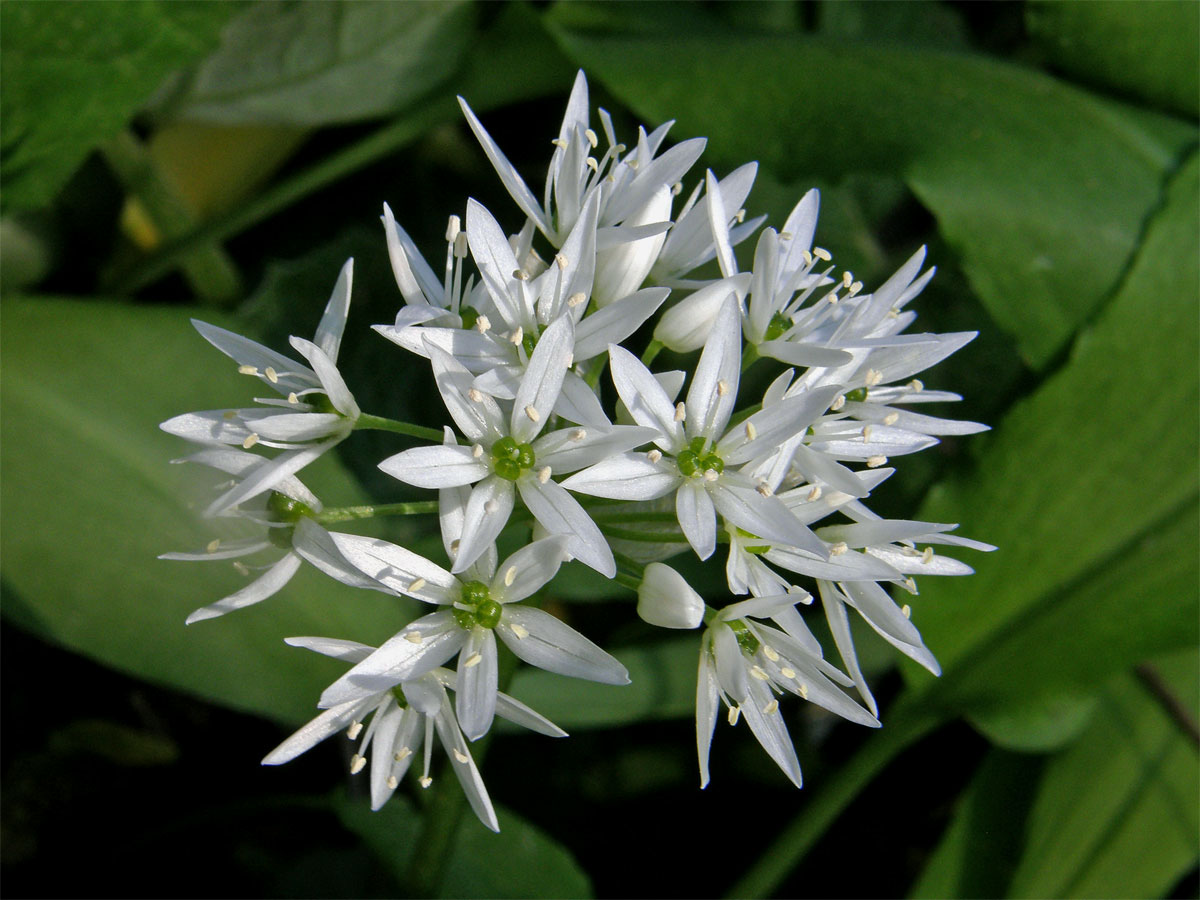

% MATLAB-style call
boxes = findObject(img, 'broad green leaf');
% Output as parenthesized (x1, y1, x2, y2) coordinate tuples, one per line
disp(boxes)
(1007, 648, 1200, 899)
(0, 298, 415, 725)
(171, 1, 476, 126)
(0, 0, 234, 210)
(506, 636, 698, 729)
(335, 792, 593, 899)
(545, 11, 1195, 366)
(905, 152, 1200, 730)
(1027, 0, 1200, 118)
(909, 749, 1043, 899)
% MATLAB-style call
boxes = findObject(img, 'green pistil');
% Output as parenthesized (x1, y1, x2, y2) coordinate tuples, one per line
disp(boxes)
(390, 686, 409, 708)
(267, 491, 315, 523)
(736, 528, 769, 555)
(455, 580, 502, 630)
(460, 306, 479, 330)
(522, 331, 537, 358)
(491, 436, 536, 482)
(306, 392, 338, 414)
(676, 435, 724, 478)
(844, 386, 868, 403)
(729, 619, 761, 656)
(765, 311, 791, 342)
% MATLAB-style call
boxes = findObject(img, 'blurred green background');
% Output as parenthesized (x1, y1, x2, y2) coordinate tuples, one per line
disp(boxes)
(2, 1, 1197, 897)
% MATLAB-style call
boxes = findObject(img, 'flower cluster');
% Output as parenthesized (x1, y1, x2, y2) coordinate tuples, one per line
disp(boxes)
(161, 71, 991, 831)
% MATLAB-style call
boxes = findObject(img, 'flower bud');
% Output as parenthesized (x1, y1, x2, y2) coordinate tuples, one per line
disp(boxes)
(653, 273, 751, 352)
(592, 185, 672, 307)
(637, 563, 705, 629)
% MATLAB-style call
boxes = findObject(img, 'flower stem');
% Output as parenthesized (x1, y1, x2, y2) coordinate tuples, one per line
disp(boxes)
(600, 525, 690, 544)
(355, 413, 443, 442)
(641, 339, 665, 367)
(313, 501, 438, 524)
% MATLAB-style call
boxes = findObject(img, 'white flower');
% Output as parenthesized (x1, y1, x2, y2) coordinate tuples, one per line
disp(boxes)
(160, 259, 360, 515)
(311, 532, 629, 739)
(637, 562, 705, 629)
(160, 449, 365, 623)
(697, 594, 879, 788)
(264, 639, 567, 832)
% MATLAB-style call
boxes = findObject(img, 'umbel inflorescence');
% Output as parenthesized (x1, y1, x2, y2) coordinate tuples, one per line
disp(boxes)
(161, 71, 992, 831)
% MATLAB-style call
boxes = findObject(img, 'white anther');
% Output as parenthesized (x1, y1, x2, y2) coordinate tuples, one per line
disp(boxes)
(504, 565, 517, 587)
(861, 425, 873, 443)
(704, 469, 720, 482)
(735, 208, 746, 223)
(350, 754, 366, 774)
(763, 700, 779, 715)
(454, 232, 469, 258)
(750, 665, 771, 681)
(584, 127, 599, 148)
(865, 369, 883, 387)
(570, 428, 587, 442)
(781, 667, 797, 680)
(206, 539, 220, 553)
(801, 249, 814, 267)
(510, 623, 529, 640)
(902, 546, 922, 557)
(798, 683, 809, 698)
(829, 541, 849, 556)
(884, 412, 899, 425)
(386, 776, 398, 790)
(242, 433, 259, 449)
(513, 268, 529, 281)
(264, 366, 279, 384)
(830, 394, 846, 411)
(419, 776, 433, 788)
(453, 749, 470, 764)
(671, 181, 683, 196)
(537, 466, 551, 484)
(476, 315, 491, 334)
(763, 645, 780, 662)
(446, 215, 461, 242)
(826, 293, 840, 305)
(485, 499, 499, 514)
(716, 379, 730, 396)
(756, 482, 773, 498)
(567, 291, 587, 307)
(745, 421, 757, 441)
(902, 604, 913, 618)
(233, 561, 250, 576)
(813, 247, 832, 262)
(922, 547, 934, 564)
(472, 444, 484, 458)
(674, 402, 686, 422)
(467, 388, 484, 403)
(727, 706, 741, 726)
(807, 486, 823, 501)
(779, 231, 793, 241)
(525, 404, 540, 423)
(347, 720, 363, 740)
(404, 631, 424, 644)
(909, 379, 924, 392)
(394, 747, 412, 762)
(842, 271, 853, 288)
(408, 577, 426, 593)
(849, 281, 863, 296)
(867, 455, 888, 468)
(237, 365, 259, 376)
(287, 392, 299, 404)
(647, 449, 662, 463)
(510, 326, 524, 346)
(904, 578, 917, 593)
(555, 253, 568, 271)
(551, 138, 567, 149)
(463, 653, 483, 669)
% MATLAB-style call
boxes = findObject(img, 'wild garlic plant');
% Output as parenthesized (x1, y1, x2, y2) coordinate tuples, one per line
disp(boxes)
(161, 71, 992, 832)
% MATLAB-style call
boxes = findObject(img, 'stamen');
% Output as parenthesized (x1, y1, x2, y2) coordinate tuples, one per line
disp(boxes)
(350, 754, 366, 774)
(585, 128, 598, 148)
(476, 315, 491, 334)
(830, 394, 846, 411)
(463, 653, 483, 669)
(813, 247, 832, 262)
(781, 667, 797, 679)
(287, 392, 299, 404)
(745, 421, 757, 441)
(585, 157, 599, 173)
(510, 326, 524, 346)
(763, 645, 780, 662)
(237, 365, 259, 376)
(206, 539, 221, 553)
(347, 720, 363, 740)
(884, 412, 899, 425)
(453, 749, 470, 764)
(513, 269, 529, 281)
(472, 444, 484, 458)
(570, 428, 587, 442)
(510, 623, 529, 640)
(903, 577, 917, 593)
(861, 425, 873, 443)
(902, 604, 913, 618)
(567, 292, 587, 307)
(750, 665, 771, 681)
(394, 747, 412, 762)
(408, 577, 426, 593)
(242, 434, 259, 449)
(467, 388, 484, 403)
(525, 404, 540, 423)
(727, 706, 741, 726)
(446, 215, 461, 242)
(537, 466, 551, 484)
(485, 499, 499, 514)
(647, 449, 662, 463)
(671, 181, 683, 196)
(922, 547, 934, 564)
(848, 281, 863, 296)
(404, 631, 424, 644)
(807, 486, 823, 501)
(555, 253, 568, 271)
(798, 683, 809, 699)
(842, 271, 853, 288)
(233, 561, 250, 576)
(865, 369, 883, 387)
(674, 402, 686, 422)
(716, 379, 730, 396)
(755, 482, 773, 497)
(223, 410, 237, 420)
(866, 455, 888, 468)
(454, 233, 468, 258)
(504, 565, 517, 586)
(735, 208, 746, 224)
(908, 379, 924, 392)
(801, 249, 814, 267)
(829, 541, 849, 556)
(550, 138, 567, 149)
(419, 776, 433, 788)
(387, 776, 399, 790)
(763, 700, 779, 715)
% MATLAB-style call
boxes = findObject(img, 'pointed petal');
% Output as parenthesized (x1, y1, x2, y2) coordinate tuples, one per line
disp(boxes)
(284, 635, 375, 663)
(185, 553, 301, 623)
(574, 288, 669, 360)
(452, 477, 515, 574)
(497, 605, 628, 684)
(326, 532, 457, 604)
(696, 642, 720, 788)
(511, 314, 573, 443)
(262, 695, 379, 765)
(314, 258, 353, 361)
(518, 476, 615, 577)
(191, 319, 315, 396)
(289, 337, 359, 418)
(379, 444, 489, 489)
(431, 692, 500, 832)
(459, 99, 547, 237)
(292, 519, 390, 591)
(608, 344, 682, 449)
(494, 536, 571, 603)
(685, 295, 741, 441)
(456, 629, 499, 741)
(426, 342, 506, 444)
(677, 479, 717, 560)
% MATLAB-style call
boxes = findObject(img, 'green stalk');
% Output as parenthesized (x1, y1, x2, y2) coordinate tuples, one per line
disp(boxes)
(641, 339, 665, 367)
(314, 501, 438, 524)
(355, 413, 444, 442)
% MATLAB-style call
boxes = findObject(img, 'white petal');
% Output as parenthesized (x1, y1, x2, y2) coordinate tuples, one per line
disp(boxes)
(459, 98, 547, 237)
(653, 274, 750, 353)
(289, 337, 359, 419)
(818, 583, 877, 717)
(382, 204, 440, 305)
(284, 635, 376, 663)
(537, 425, 659, 476)
(696, 642, 720, 788)
(314, 258, 353, 361)
(710, 481, 827, 559)
(518, 476, 615, 577)
(191, 319, 315, 396)
(456, 629, 498, 741)
(493, 536, 571, 603)
(185, 552, 301, 624)
(292, 519, 390, 592)
(327, 532, 457, 604)
(492, 690, 567, 737)
(685, 294, 741, 442)
(554, 371, 610, 428)
(379, 444, 489, 489)
(262, 695, 380, 765)
(206, 440, 338, 516)
(160, 538, 271, 561)
(431, 691, 500, 832)
(638, 562, 705, 629)
(452, 477, 515, 574)
(741, 678, 802, 788)
(573, 287, 669, 360)
(511, 314, 573, 444)
(718, 384, 842, 465)
(497, 606, 628, 684)
(559, 453, 680, 501)
(609, 344, 682, 450)
(466, 198, 528, 331)
(427, 342, 506, 444)
(369, 702, 407, 809)
(677, 479, 717, 560)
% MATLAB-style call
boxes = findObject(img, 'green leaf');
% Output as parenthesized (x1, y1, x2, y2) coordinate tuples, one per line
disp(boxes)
(544, 12, 1196, 366)
(1027, 0, 1200, 118)
(506, 636, 698, 729)
(0, 297, 415, 725)
(335, 792, 593, 899)
(907, 152, 1200, 737)
(1007, 648, 1199, 899)
(0, 0, 235, 210)
(909, 749, 1043, 899)
(171, 1, 476, 125)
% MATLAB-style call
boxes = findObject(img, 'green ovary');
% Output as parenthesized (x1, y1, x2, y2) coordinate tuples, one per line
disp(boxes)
(491, 436, 536, 481)
(676, 436, 724, 478)
(728, 619, 761, 656)
(455, 580, 502, 630)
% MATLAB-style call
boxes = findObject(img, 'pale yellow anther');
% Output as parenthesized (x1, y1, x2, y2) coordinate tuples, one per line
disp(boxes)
(842, 271, 853, 288)
(551, 138, 567, 149)
(883, 412, 900, 426)
(585, 127, 598, 148)
(264, 367, 279, 384)
(467, 388, 484, 403)
(781, 667, 797, 680)
(909, 379, 924, 392)
(537, 466, 551, 484)
(565, 353, 574, 368)
(567, 291, 587, 307)
(463, 653, 483, 669)
(922, 547, 934, 564)
(671, 181, 683, 196)
(716, 379, 730, 397)
(206, 539, 221, 553)
(865, 368, 883, 387)
(513, 269, 529, 281)
(485, 499, 499, 514)
(504, 565, 517, 587)
(394, 747, 412, 762)
(735, 208, 746, 223)
(510, 623, 529, 640)
(419, 776, 433, 788)
(525, 404, 540, 423)
(727, 706, 741, 726)
(350, 754, 366, 774)
(510, 326, 524, 346)
(902, 546, 921, 557)
(387, 775, 399, 790)
(867, 455, 888, 468)
(555, 253, 569, 271)
(813, 247, 832, 262)
(287, 392, 299, 404)
(472, 444, 484, 459)
(849, 281, 863, 296)
(861, 425, 873, 443)
(801, 250, 814, 267)
(586, 157, 599, 172)
(763, 700, 779, 715)
(408, 577, 427, 593)
(242, 433, 259, 449)
(807, 485, 823, 501)
(904, 577, 918, 593)
(453, 749, 470, 764)
(756, 482, 773, 498)
(233, 561, 250, 576)
(347, 720, 363, 740)
(745, 421, 757, 441)
(831, 394, 846, 412)
(798, 683, 809, 699)
(570, 428, 587, 442)
(237, 365, 259, 376)
(404, 631, 424, 644)
(779, 230, 793, 241)
(450, 539, 461, 553)
(627, 158, 639, 170)
(704, 468, 720, 482)
(476, 315, 491, 334)
(902, 604, 913, 619)
(647, 449, 662, 463)
(750, 665, 771, 681)
(763, 645, 780, 662)
(674, 402, 686, 423)
(830, 541, 849, 556)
